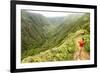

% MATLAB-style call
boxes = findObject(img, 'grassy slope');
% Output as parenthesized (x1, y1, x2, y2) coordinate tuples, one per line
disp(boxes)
(21, 11, 54, 60)
(21, 12, 90, 62)
(22, 29, 90, 63)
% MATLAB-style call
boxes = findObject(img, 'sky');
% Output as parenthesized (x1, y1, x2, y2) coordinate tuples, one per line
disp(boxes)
(27, 10, 78, 17)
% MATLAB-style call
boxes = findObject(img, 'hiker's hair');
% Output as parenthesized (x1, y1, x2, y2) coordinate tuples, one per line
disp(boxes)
(82, 38, 84, 40)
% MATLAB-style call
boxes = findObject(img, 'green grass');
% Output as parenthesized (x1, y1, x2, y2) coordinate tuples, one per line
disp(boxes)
(22, 29, 90, 63)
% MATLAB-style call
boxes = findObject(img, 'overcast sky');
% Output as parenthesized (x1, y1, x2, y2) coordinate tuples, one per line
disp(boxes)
(28, 10, 80, 17)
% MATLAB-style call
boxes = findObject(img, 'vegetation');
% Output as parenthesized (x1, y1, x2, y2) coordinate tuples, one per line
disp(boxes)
(21, 10, 90, 63)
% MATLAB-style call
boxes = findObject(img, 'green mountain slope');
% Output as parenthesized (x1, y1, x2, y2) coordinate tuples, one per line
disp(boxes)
(21, 10, 53, 59)
(22, 29, 90, 63)
(42, 13, 90, 49)
(21, 11, 90, 62)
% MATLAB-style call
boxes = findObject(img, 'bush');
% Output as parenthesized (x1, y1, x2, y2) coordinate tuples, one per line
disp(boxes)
(83, 35, 90, 52)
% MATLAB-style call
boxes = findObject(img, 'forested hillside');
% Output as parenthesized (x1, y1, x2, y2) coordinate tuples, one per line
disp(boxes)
(21, 10, 90, 63)
(21, 10, 52, 59)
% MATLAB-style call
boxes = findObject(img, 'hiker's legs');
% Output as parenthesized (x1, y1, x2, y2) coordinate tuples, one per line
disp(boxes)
(79, 47, 82, 59)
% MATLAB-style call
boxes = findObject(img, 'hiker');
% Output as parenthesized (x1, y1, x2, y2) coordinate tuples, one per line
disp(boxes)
(78, 38, 85, 59)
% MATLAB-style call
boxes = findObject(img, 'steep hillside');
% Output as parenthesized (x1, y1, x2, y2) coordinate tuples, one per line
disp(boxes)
(21, 10, 53, 59)
(21, 11, 90, 62)
(22, 29, 90, 63)
(42, 13, 90, 49)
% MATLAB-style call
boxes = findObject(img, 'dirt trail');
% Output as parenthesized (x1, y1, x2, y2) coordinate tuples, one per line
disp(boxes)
(74, 37, 90, 60)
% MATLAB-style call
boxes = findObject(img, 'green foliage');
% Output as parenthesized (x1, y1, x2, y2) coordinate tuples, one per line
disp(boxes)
(22, 32, 77, 63)
(83, 35, 90, 52)
(21, 11, 90, 63)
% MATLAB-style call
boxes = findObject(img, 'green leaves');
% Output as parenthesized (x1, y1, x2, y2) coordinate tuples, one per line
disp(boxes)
(83, 35, 90, 52)
(21, 11, 90, 63)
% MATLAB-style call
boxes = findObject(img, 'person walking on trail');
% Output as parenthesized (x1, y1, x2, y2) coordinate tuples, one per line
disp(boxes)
(78, 38, 85, 59)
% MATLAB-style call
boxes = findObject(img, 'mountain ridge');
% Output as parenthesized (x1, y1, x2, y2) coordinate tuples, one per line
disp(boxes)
(21, 10, 90, 61)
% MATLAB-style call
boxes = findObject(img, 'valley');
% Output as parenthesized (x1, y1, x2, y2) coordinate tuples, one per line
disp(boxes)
(21, 10, 90, 63)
